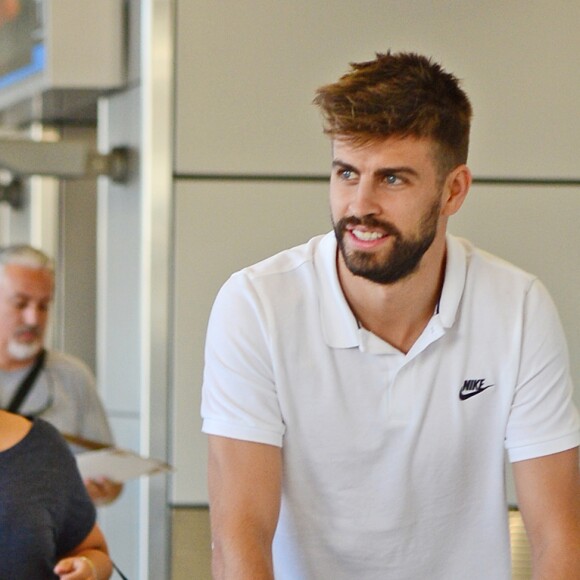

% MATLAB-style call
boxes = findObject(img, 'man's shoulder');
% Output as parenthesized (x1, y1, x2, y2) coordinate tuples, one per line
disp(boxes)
(221, 233, 333, 300)
(442, 235, 541, 327)
(237, 233, 331, 281)
(212, 233, 335, 320)
(451, 235, 537, 285)
(44, 350, 95, 381)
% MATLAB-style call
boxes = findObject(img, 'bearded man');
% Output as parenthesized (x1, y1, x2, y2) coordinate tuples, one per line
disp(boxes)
(201, 52, 580, 580)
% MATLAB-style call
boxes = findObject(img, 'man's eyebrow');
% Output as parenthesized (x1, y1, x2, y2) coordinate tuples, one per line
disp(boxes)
(374, 166, 419, 179)
(10, 292, 50, 301)
(331, 159, 420, 179)
(331, 159, 357, 172)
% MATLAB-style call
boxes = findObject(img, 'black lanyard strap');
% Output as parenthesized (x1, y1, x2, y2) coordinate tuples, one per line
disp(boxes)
(6, 349, 47, 414)
(113, 561, 129, 579)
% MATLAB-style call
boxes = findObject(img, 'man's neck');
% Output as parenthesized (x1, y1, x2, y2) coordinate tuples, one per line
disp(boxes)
(0, 354, 37, 372)
(338, 240, 447, 354)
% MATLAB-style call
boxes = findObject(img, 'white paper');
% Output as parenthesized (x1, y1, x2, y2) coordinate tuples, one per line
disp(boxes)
(76, 448, 172, 483)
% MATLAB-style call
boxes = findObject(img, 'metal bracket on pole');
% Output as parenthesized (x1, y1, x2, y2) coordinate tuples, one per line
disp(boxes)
(0, 138, 132, 209)
(0, 171, 23, 209)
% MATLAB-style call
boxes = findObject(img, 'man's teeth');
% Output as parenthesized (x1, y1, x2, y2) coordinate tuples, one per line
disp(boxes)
(352, 230, 384, 241)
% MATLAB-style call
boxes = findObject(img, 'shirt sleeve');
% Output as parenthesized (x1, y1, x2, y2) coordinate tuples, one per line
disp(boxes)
(76, 364, 114, 446)
(201, 272, 285, 447)
(42, 352, 114, 449)
(505, 279, 580, 462)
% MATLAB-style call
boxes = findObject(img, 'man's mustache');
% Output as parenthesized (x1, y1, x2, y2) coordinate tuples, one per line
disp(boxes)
(14, 325, 41, 338)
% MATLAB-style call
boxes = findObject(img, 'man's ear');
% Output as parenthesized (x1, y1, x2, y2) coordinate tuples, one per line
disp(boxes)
(441, 164, 472, 217)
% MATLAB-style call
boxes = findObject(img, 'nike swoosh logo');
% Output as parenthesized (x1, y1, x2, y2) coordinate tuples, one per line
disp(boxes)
(459, 385, 494, 400)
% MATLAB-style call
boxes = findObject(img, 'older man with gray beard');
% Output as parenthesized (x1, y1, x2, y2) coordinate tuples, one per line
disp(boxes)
(0, 244, 122, 505)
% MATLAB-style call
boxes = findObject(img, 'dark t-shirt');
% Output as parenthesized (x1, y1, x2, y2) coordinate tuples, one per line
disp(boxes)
(0, 419, 96, 579)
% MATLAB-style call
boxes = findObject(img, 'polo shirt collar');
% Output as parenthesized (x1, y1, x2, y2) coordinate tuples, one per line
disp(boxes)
(317, 232, 468, 348)
(317, 232, 360, 348)
(438, 234, 467, 329)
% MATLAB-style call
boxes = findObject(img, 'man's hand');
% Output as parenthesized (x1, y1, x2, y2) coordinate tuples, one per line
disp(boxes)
(54, 556, 97, 579)
(84, 477, 123, 506)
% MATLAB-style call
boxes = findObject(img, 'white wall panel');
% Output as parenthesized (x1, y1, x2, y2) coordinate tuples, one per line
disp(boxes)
(171, 179, 330, 504)
(176, 0, 580, 179)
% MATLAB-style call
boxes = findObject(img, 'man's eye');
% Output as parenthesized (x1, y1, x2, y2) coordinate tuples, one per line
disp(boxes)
(384, 174, 400, 185)
(339, 169, 353, 180)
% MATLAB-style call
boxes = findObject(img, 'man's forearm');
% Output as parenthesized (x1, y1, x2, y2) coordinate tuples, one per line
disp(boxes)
(531, 536, 580, 579)
(207, 437, 282, 579)
(212, 535, 274, 580)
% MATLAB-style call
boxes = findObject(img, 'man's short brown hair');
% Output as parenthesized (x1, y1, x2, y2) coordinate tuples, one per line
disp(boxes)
(313, 52, 472, 176)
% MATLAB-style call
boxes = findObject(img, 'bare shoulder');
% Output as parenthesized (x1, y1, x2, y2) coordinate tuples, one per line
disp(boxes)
(0, 410, 32, 452)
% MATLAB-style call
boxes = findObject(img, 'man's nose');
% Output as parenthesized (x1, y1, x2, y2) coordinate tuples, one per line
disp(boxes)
(23, 305, 42, 326)
(349, 180, 381, 217)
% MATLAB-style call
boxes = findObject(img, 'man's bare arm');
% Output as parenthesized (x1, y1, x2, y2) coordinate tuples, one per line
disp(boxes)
(513, 447, 580, 580)
(208, 435, 282, 580)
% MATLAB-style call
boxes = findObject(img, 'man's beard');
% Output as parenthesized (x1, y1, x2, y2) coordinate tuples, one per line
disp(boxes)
(8, 339, 42, 361)
(333, 198, 441, 285)
(8, 326, 43, 361)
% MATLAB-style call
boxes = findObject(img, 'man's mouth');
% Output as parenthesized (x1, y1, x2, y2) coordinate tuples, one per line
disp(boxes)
(350, 229, 386, 242)
(15, 328, 40, 342)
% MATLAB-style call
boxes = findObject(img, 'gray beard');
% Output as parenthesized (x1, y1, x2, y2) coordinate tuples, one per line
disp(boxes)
(8, 339, 42, 361)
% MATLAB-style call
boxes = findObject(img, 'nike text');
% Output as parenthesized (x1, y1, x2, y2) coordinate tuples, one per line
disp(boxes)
(459, 379, 494, 400)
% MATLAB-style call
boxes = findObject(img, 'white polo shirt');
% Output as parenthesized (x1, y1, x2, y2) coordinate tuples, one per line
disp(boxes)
(202, 232, 580, 580)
